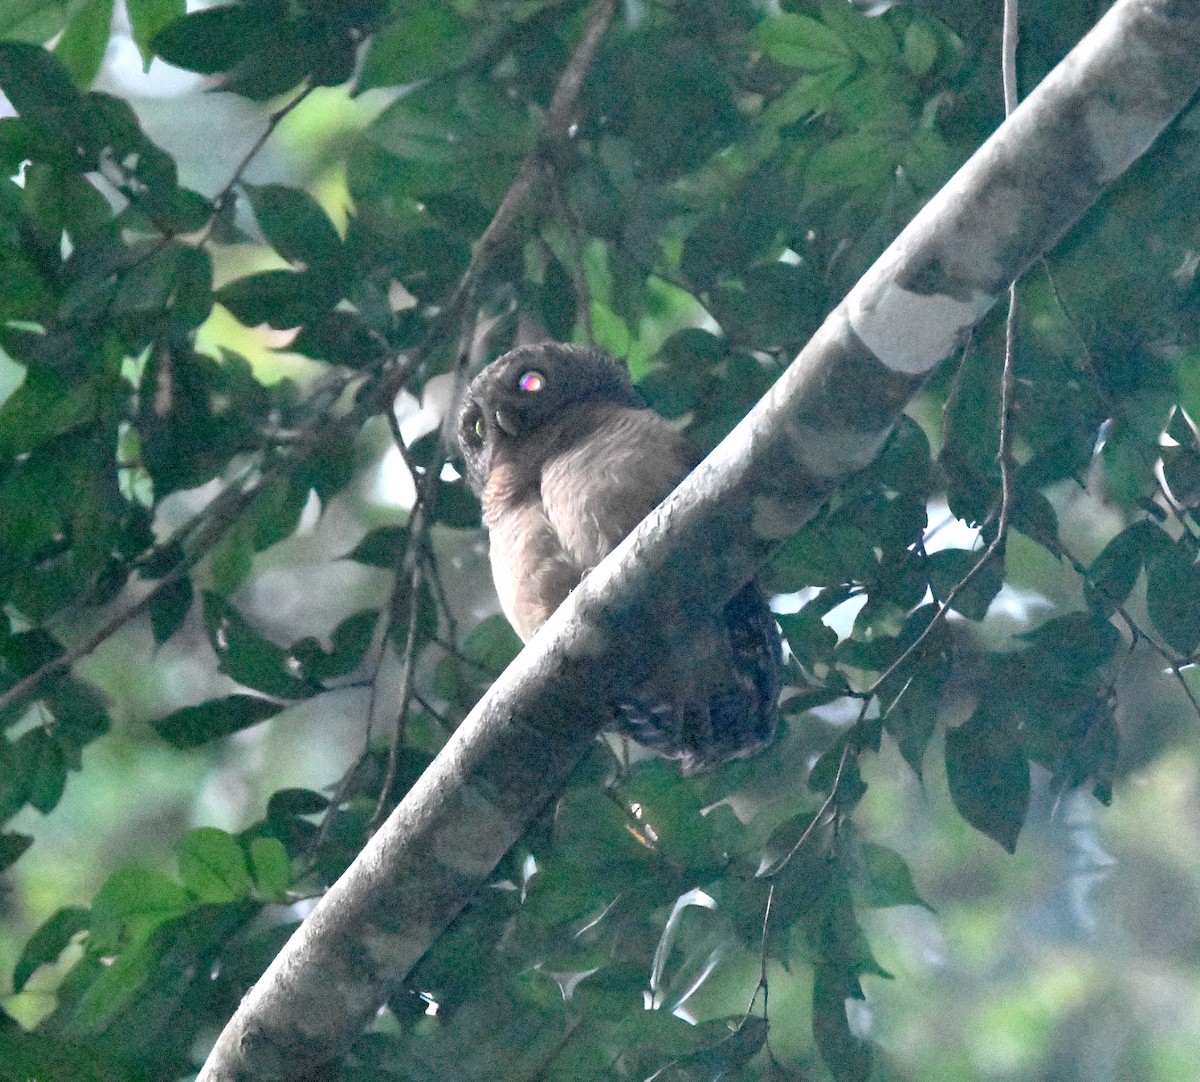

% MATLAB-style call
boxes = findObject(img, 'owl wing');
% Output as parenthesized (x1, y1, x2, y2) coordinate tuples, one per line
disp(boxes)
(540, 404, 781, 772)
(539, 404, 697, 569)
(482, 406, 693, 642)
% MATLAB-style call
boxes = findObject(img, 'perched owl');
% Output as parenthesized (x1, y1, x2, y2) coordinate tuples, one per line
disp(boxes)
(457, 342, 781, 771)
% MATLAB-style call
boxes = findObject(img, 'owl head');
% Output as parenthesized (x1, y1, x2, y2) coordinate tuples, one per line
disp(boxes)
(456, 343, 641, 496)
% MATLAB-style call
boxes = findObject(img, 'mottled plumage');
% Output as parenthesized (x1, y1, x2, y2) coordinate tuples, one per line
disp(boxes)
(457, 343, 780, 771)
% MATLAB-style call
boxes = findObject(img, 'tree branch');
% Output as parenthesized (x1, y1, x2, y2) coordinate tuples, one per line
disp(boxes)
(198, 1, 1200, 1077)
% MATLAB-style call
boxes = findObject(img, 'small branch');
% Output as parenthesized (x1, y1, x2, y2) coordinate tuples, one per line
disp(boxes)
(373, 0, 616, 408)
(421, 546, 460, 655)
(0, 475, 261, 714)
(384, 405, 424, 504)
(1053, 529, 1200, 727)
(208, 86, 314, 226)
(371, 558, 424, 830)
(761, 740, 850, 878)
(745, 882, 775, 1018)
(1002, 0, 1020, 116)
(862, 287, 1019, 707)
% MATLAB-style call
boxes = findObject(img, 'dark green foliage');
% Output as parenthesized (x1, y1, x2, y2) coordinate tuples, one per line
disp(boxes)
(1, 2, 1199, 1080)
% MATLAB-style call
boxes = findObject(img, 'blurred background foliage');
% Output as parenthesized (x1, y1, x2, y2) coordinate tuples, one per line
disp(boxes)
(1, 0, 1199, 1079)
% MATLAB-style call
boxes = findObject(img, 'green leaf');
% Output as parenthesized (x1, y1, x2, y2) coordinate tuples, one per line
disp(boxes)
(127, 0, 185, 68)
(71, 939, 155, 1031)
(462, 615, 522, 673)
(763, 66, 855, 127)
(0, 831, 33, 872)
(362, 8, 475, 88)
(13, 906, 88, 993)
(0, 0, 66, 39)
(53, 0, 114, 88)
(345, 525, 408, 568)
(267, 787, 329, 818)
(0, 738, 29, 822)
(1162, 438, 1200, 509)
(945, 711, 1030, 853)
(757, 806, 832, 879)
(249, 475, 310, 552)
(150, 4, 270, 74)
(820, 0, 898, 65)
(759, 13, 853, 71)
(0, 42, 97, 163)
(148, 573, 193, 647)
(776, 607, 838, 670)
(152, 694, 281, 748)
(208, 515, 256, 595)
(1053, 700, 1120, 806)
(1146, 541, 1200, 654)
(711, 263, 820, 350)
(243, 183, 344, 271)
(809, 739, 866, 805)
(880, 649, 947, 778)
(90, 865, 192, 951)
(927, 547, 1004, 620)
(1084, 519, 1168, 615)
(203, 593, 316, 698)
(903, 20, 940, 77)
(177, 826, 251, 903)
(853, 843, 930, 910)
(292, 609, 380, 681)
(249, 835, 291, 901)
(813, 965, 873, 1082)
(804, 131, 895, 204)
(768, 523, 876, 589)
(673, 1015, 768, 1074)
(217, 269, 338, 329)
(433, 480, 482, 529)
(45, 677, 110, 763)
(17, 726, 67, 813)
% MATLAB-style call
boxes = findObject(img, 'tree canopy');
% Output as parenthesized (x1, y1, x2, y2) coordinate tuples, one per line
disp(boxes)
(1, 1, 1200, 1080)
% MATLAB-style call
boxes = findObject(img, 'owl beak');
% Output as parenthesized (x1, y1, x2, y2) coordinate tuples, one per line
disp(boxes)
(494, 408, 520, 437)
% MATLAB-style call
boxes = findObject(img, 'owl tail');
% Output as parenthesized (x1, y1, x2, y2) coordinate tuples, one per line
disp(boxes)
(611, 583, 782, 773)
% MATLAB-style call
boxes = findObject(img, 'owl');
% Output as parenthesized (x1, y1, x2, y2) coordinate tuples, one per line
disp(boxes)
(456, 342, 781, 772)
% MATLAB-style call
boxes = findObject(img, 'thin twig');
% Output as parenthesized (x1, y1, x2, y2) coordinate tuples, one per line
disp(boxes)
(745, 882, 775, 1017)
(861, 282, 1019, 707)
(411, 688, 454, 729)
(762, 740, 851, 877)
(1002, 0, 1019, 116)
(371, 559, 424, 830)
(374, 0, 617, 406)
(421, 545, 461, 656)
(0, 476, 261, 714)
(207, 85, 314, 230)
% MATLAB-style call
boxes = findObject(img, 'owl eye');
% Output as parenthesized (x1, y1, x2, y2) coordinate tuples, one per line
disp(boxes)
(518, 370, 545, 393)
(462, 405, 486, 447)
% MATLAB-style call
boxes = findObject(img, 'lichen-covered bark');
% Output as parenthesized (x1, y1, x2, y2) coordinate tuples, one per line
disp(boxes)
(199, 1, 1200, 1077)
